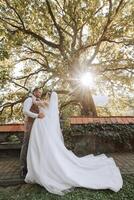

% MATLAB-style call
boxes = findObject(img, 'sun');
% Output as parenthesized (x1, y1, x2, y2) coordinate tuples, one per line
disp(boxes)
(80, 72, 94, 88)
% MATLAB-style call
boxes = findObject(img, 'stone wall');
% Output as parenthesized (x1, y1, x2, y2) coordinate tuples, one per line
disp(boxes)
(63, 123, 134, 156)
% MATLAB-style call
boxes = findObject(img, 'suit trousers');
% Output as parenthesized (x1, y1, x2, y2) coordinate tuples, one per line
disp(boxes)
(20, 123, 32, 171)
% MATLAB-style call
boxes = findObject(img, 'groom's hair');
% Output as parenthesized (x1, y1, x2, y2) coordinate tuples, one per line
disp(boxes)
(32, 87, 40, 93)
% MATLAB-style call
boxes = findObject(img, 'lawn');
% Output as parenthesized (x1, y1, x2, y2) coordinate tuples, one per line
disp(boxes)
(0, 174, 134, 200)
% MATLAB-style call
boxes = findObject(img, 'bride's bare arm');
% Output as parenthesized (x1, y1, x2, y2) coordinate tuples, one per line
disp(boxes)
(43, 100, 49, 106)
(32, 96, 49, 107)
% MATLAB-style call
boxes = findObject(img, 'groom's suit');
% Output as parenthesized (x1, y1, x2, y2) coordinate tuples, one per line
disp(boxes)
(20, 95, 39, 174)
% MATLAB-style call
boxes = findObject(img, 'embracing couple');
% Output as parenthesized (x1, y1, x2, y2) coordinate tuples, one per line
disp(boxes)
(20, 88, 123, 196)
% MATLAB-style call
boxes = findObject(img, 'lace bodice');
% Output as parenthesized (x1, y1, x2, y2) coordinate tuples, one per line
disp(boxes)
(32, 97, 49, 115)
(39, 106, 49, 115)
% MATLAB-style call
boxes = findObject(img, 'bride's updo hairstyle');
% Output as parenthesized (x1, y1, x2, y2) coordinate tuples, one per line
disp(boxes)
(41, 91, 51, 99)
(45, 91, 51, 99)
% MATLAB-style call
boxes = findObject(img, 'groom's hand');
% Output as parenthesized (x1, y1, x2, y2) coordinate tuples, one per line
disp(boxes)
(38, 112, 45, 118)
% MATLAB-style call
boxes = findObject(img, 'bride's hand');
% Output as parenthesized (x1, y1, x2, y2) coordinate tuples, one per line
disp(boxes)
(43, 100, 49, 106)
(38, 112, 45, 118)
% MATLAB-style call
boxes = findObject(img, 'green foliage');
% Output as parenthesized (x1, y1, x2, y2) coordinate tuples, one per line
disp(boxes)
(0, 174, 134, 200)
(64, 123, 134, 143)
(0, 67, 10, 88)
(0, 0, 133, 121)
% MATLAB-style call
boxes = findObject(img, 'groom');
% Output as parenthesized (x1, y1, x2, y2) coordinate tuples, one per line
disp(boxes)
(20, 87, 45, 178)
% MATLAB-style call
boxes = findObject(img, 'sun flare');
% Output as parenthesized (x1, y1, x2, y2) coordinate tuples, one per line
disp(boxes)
(80, 72, 94, 88)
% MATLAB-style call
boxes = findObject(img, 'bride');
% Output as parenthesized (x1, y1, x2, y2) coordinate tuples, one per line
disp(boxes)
(25, 91, 123, 195)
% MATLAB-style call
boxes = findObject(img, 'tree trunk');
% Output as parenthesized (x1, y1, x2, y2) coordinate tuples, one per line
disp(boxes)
(69, 58, 97, 116)
(79, 88, 97, 116)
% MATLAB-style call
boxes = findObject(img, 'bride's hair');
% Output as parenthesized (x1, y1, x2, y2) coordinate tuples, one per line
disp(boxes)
(45, 91, 51, 99)
(32, 91, 51, 108)
(41, 91, 51, 99)
(32, 98, 48, 108)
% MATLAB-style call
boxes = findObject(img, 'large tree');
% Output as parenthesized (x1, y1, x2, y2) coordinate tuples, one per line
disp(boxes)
(0, 0, 133, 122)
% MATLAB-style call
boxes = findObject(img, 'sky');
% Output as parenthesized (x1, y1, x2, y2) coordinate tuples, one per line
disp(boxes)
(93, 95, 108, 106)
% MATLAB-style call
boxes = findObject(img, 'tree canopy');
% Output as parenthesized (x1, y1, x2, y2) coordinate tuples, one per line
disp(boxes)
(0, 0, 134, 122)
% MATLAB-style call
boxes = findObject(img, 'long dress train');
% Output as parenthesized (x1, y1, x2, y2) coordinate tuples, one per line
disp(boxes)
(25, 92, 123, 195)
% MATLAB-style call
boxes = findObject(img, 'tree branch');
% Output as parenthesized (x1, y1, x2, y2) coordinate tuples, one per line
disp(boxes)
(13, 68, 46, 81)
(16, 57, 48, 69)
(0, 17, 60, 49)
(60, 100, 80, 110)
(114, 0, 124, 17)
(23, 46, 50, 68)
(9, 80, 29, 91)
(0, 97, 26, 115)
(4, 0, 25, 29)
(101, 66, 134, 73)
(46, 0, 64, 48)
(86, 0, 113, 65)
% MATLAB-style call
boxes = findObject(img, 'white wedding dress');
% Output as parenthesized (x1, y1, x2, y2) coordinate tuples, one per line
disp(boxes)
(25, 92, 123, 195)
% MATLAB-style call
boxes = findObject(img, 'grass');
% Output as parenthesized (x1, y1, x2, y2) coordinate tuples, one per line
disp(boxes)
(0, 174, 134, 200)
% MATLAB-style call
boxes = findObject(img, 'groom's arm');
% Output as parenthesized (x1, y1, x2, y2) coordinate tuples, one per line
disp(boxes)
(23, 97, 38, 118)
